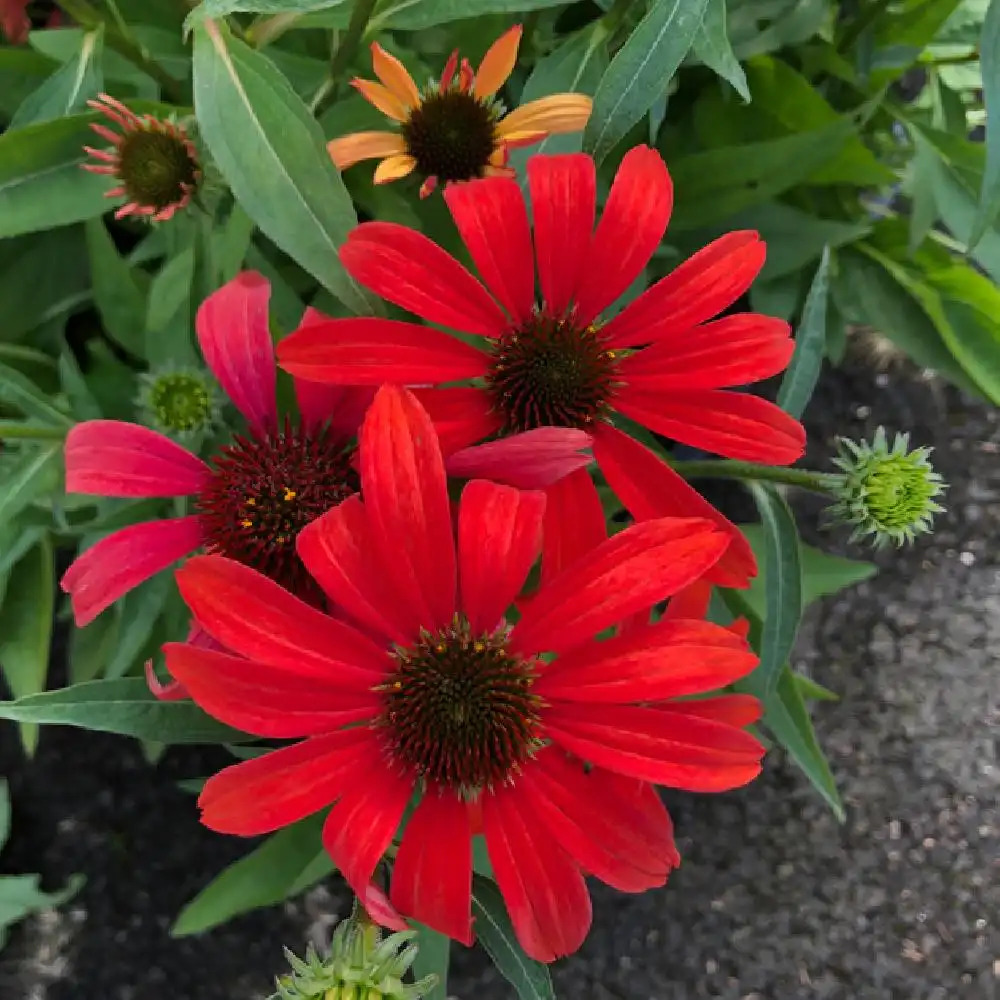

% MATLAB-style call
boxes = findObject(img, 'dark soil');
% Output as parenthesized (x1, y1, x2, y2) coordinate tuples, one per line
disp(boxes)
(0, 357, 997, 1000)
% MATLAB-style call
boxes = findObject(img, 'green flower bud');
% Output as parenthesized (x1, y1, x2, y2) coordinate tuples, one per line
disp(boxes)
(136, 365, 220, 445)
(272, 918, 437, 1000)
(826, 427, 946, 549)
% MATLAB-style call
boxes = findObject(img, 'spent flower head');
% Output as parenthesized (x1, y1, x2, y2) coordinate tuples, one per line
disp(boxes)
(827, 427, 946, 549)
(272, 917, 437, 1000)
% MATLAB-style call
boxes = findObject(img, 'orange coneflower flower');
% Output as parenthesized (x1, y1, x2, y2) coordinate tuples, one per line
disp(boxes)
(329, 25, 592, 198)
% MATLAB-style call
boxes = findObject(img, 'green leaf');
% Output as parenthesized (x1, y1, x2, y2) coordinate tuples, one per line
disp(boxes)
(692, 0, 750, 101)
(59, 349, 103, 421)
(0, 678, 252, 744)
(0, 49, 61, 117)
(777, 246, 829, 419)
(908, 131, 939, 254)
(969, 0, 1000, 249)
(0, 364, 72, 427)
(192, 20, 372, 314)
(145, 247, 197, 366)
(0, 539, 54, 755)
(104, 574, 173, 680)
(794, 673, 839, 702)
(185, 0, 349, 32)
(0, 781, 9, 849)
(214, 203, 256, 283)
(747, 484, 802, 700)
(85, 217, 148, 358)
(0, 873, 85, 950)
(471, 876, 554, 1000)
(411, 923, 450, 1000)
(0, 446, 61, 527)
(584, 0, 710, 165)
(68, 610, 121, 685)
(172, 813, 328, 936)
(371, 0, 568, 31)
(10, 27, 103, 129)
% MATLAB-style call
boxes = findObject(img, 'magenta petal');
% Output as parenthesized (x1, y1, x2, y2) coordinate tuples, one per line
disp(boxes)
(65, 421, 210, 497)
(196, 271, 277, 435)
(60, 517, 202, 625)
(444, 428, 593, 488)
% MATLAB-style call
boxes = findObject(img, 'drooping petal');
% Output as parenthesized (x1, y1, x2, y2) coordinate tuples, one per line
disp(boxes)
(574, 145, 673, 325)
(374, 154, 418, 184)
(444, 177, 535, 324)
(614, 387, 806, 464)
(473, 24, 522, 99)
(411, 387, 503, 455)
(351, 78, 409, 122)
(163, 643, 381, 738)
(496, 95, 593, 144)
(540, 467, 606, 584)
(520, 750, 678, 891)
(298, 496, 414, 644)
(195, 271, 277, 435)
(322, 758, 414, 904)
(360, 386, 457, 634)
(591, 422, 756, 588)
(458, 480, 545, 633)
(175, 555, 390, 683)
(527, 154, 595, 317)
(510, 518, 729, 657)
(482, 782, 592, 963)
(278, 317, 489, 385)
(391, 791, 473, 944)
(618, 314, 794, 390)
(199, 729, 373, 835)
(603, 231, 767, 348)
(370, 43, 422, 108)
(444, 427, 592, 489)
(545, 703, 765, 791)
(328, 131, 407, 170)
(535, 619, 756, 702)
(362, 883, 410, 933)
(340, 222, 508, 337)
(657, 694, 762, 728)
(65, 420, 210, 497)
(61, 517, 202, 626)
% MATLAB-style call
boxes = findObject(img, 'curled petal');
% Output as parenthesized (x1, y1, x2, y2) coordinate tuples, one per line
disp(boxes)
(444, 427, 592, 489)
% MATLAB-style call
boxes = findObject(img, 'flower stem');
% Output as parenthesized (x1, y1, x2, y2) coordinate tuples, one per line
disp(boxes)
(55, 0, 188, 104)
(0, 421, 67, 441)
(667, 458, 838, 494)
(314, 0, 380, 118)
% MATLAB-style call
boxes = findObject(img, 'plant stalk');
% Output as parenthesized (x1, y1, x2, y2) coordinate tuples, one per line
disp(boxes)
(0, 422, 67, 441)
(667, 458, 838, 493)
(315, 0, 380, 118)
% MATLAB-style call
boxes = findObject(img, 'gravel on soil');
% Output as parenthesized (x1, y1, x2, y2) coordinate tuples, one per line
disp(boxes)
(0, 360, 997, 1000)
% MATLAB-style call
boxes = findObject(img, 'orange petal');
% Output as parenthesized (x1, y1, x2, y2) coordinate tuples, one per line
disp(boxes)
(351, 78, 410, 123)
(328, 131, 407, 170)
(370, 42, 422, 109)
(484, 164, 516, 179)
(373, 154, 418, 185)
(497, 94, 593, 140)
(473, 24, 522, 99)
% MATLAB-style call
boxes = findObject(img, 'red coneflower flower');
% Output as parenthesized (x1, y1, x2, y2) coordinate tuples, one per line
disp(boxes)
(82, 93, 201, 221)
(163, 384, 765, 962)
(278, 147, 806, 587)
(61, 274, 590, 625)
(328, 27, 592, 198)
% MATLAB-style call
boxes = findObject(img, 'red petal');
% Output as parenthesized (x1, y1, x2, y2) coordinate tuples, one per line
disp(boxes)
(545, 703, 764, 791)
(663, 579, 713, 620)
(175, 555, 389, 683)
(520, 750, 678, 891)
(592, 423, 755, 588)
(458, 480, 545, 634)
(535, 619, 756, 702)
(482, 784, 592, 962)
(362, 883, 409, 932)
(411, 387, 502, 455)
(65, 420, 209, 497)
(163, 642, 381, 738)
(341, 222, 508, 337)
(527, 154, 595, 317)
(196, 271, 277, 435)
(360, 386, 457, 633)
(444, 177, 535, 324)
(391, 790, 473, 945)
(575, 146, 673, 326)
(61, 517, 201, 626)
(540, 468, 606, 585)
(322, 759, 414, 904)
(279, 317, 489, 385)
(619, 314, 794, 390)
(510, 518, 730, 657)
(614, 387, 807, 464)
(199, 729, 373, 835)
(444, 427, 592, 489)
(298, 495, 414, 644)
(658, 694, 762, 728)
(603, 231, 766, 348)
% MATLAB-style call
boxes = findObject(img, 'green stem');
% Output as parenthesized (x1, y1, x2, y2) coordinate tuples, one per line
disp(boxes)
(55, 0, 187, 104)
(667, 458, 838, 493)
(837, 0, 893, 55)
(0, 422, 67, 441)
(314, 0, 380, 118)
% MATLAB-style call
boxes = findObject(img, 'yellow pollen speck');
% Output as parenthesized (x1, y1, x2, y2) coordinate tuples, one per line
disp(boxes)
(435, 643, 447, 653)
(606, 350, 616, 359)
(246, 497, 256, 505)
(241, 519, 253, 528)
(473, 641, 485, 652)
(283, 487, 297, 501)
